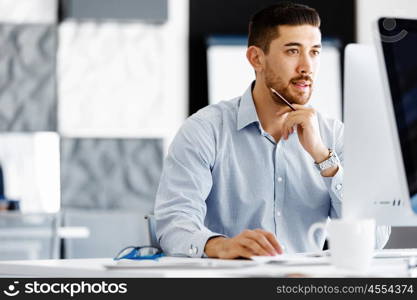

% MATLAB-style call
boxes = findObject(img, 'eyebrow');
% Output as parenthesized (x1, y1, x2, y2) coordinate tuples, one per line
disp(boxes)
(284, 42, 322, 48)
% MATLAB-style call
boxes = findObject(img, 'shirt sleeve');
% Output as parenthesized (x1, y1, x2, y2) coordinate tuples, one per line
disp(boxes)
(321, 120, 344, 219)
(154, 116, 225, 257)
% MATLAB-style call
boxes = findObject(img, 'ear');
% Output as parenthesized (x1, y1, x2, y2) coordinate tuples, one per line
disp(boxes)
(246, 46, 265, 73)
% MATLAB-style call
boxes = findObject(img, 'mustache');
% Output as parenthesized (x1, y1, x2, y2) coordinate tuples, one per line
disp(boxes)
(290, 75, 313, 84)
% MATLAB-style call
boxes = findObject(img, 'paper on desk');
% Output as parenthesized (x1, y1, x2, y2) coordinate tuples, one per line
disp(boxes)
(104, 257, 258, 269)
(250, 251, 330, 265)
(374, 248, 417, 259)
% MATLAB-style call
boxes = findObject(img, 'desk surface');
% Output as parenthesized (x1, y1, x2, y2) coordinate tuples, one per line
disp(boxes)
(0, 256, 413, 278)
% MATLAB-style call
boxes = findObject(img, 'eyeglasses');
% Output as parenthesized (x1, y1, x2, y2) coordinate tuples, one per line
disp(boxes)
(113, 246, 165, 261)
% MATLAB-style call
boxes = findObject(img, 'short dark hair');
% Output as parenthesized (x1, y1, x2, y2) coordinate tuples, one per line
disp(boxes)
(248, 2, 321, 53)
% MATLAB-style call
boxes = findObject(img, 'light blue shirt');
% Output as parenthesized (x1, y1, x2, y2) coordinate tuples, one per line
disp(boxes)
(154, 83, 390, 257)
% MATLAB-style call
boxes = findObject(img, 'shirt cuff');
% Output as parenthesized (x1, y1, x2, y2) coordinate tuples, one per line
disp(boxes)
(188, 229, 226, 258)
(321, 160, 343, 203)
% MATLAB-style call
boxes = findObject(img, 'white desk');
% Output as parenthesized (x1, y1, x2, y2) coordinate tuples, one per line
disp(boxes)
(0, 256, 413, 278)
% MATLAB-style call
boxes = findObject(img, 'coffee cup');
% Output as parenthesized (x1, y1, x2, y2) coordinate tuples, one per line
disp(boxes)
(308, 218, 376, 273)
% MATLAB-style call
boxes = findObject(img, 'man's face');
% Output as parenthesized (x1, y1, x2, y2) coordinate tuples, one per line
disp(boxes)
(262, 25, 321, 105)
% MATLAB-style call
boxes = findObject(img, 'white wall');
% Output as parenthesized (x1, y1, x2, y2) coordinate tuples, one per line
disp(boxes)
(208, 44, 253, 104)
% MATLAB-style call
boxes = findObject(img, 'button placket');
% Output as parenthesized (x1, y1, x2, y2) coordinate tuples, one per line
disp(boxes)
(274, 143, 285, 225)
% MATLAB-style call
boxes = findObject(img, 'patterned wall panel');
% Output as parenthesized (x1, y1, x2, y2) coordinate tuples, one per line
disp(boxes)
(60, 138, 162, 211)
(0, 24, 57, 131)
(58, 21, 168, 137)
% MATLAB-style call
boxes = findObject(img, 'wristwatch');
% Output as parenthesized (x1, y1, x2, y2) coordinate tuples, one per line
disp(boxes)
(314, 149, 340, 172)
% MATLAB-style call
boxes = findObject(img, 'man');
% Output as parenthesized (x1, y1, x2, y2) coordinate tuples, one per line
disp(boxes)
(154, 2, 390, 258)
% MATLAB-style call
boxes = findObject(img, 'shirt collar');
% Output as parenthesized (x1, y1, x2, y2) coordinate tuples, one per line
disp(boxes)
(237, 82, 261, 131)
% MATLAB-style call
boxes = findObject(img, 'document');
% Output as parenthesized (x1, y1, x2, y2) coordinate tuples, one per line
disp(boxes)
(250, 250, 330, 265)
(374, 248, 417, 259)
(104, 257, 258, 269)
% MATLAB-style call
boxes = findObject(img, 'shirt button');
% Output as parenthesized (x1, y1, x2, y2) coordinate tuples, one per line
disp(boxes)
(277, 177, 283, 182)
(336, 184, 342, 191)
(277, 211, 281, 217)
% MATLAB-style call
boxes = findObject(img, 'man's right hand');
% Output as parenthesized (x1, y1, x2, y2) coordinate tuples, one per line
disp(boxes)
(204, 229, 284, 259)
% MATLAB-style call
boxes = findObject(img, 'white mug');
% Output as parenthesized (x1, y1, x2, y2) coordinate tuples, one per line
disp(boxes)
(308, 218, 376, 273)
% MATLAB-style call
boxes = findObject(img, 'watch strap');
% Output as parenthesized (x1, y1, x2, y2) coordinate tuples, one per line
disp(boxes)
(315, 149, 340, 172)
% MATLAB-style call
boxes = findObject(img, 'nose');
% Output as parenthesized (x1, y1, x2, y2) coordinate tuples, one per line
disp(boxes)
(296, 53, 313, 76)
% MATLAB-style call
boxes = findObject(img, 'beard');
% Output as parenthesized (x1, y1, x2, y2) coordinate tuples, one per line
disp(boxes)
(264, 64, 313, 105)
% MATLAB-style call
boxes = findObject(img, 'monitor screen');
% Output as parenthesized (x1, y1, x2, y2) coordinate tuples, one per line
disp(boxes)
(379, 18, 417, 209)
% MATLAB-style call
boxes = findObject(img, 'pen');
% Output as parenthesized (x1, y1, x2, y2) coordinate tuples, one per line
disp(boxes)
(270, 87, 296, 111)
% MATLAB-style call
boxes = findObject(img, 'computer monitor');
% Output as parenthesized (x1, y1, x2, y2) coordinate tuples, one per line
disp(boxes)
(377, 18, 417, 214)
(344, 18, 417, 225)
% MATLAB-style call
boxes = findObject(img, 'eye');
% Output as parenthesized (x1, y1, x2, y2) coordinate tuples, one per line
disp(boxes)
(311, 50, 321, 56)
(287, 49, 299, 55)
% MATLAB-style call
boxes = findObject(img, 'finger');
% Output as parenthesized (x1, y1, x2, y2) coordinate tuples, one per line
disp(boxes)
(220, 244, 252, 259)
(281, 111, 304, 123)
(289, 107, 316, 121)
(237, 245, 257, 259)
(282, 124, 291, 140)
(281, 125, 286, 140)
(218, 239, 256, 259)
(282, 119, 296, 135)
(287, 126, 295, 138)
(284, 114, 307, 129)
(243, 231, 276, 255)
(240, 238, 270, 256)
(257, 230, 284, 254)
(285, 110, 312, 121)
(291, 104, 311, 110)
(275, 107, 293, 116)
(253, 229, 280, 255)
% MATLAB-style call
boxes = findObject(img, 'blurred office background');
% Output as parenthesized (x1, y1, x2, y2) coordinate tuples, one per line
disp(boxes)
(0, 0, 416, 260)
